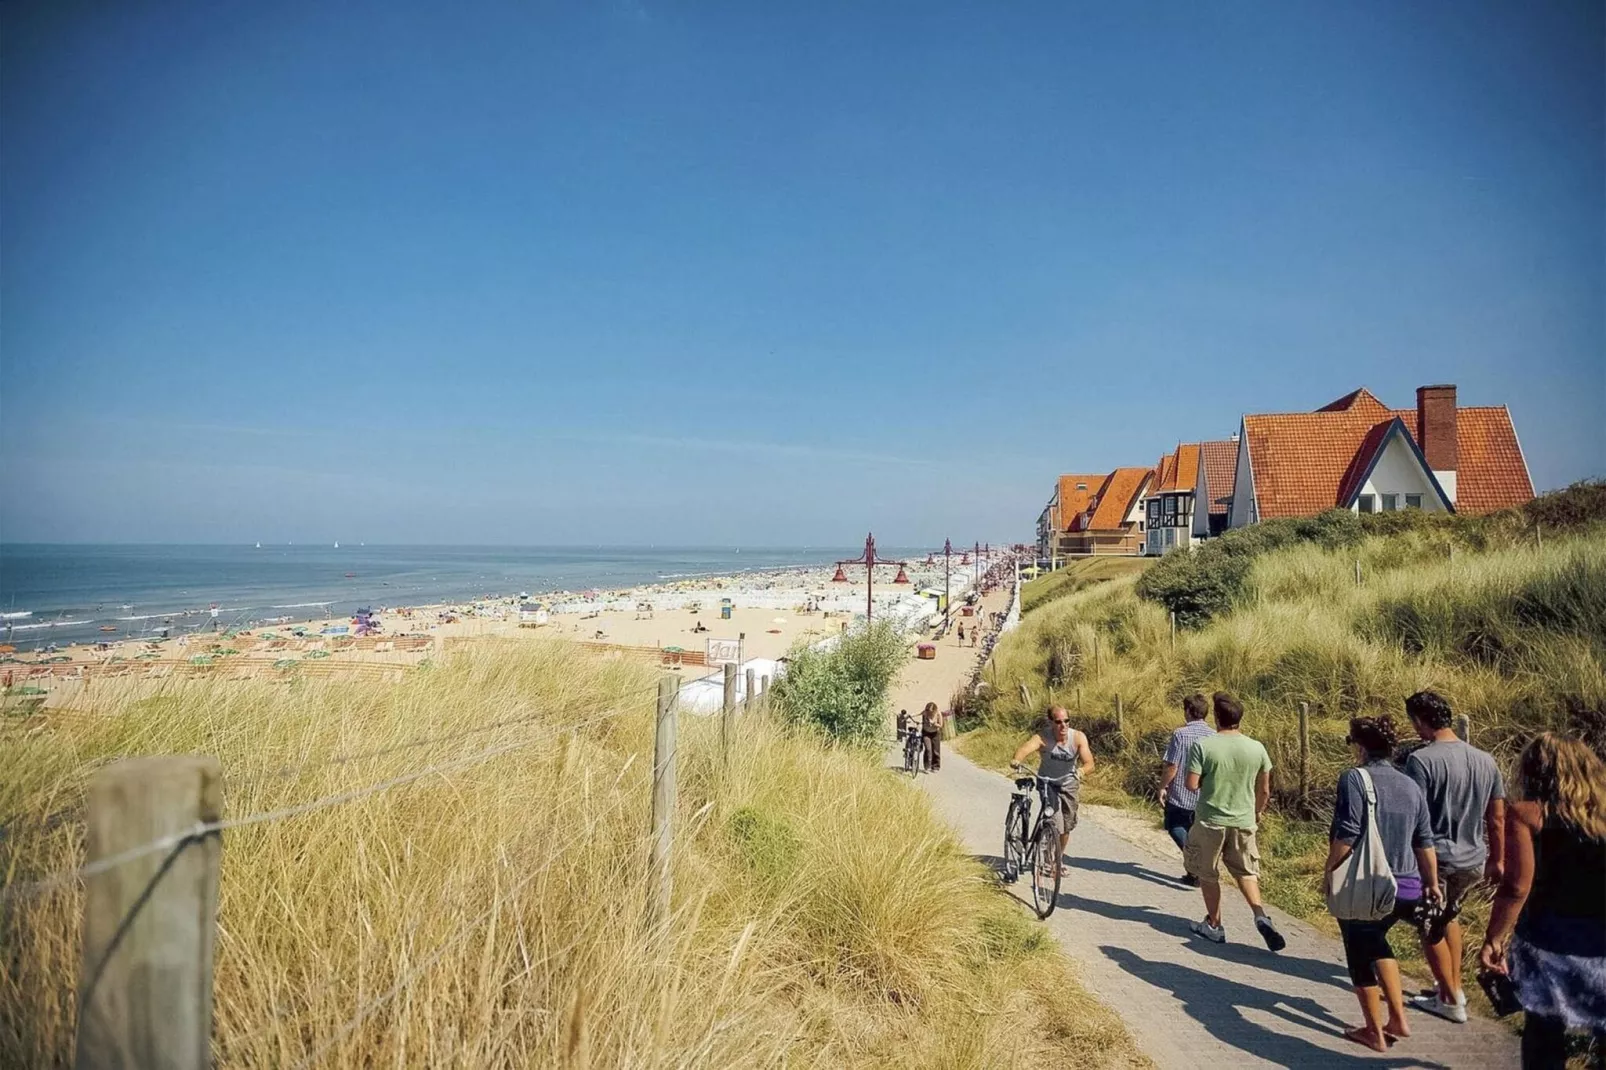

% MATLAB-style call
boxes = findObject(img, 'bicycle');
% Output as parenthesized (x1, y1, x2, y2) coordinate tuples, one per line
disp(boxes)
(901, 726, 925, 776)
(1003, 763, 1064, 919)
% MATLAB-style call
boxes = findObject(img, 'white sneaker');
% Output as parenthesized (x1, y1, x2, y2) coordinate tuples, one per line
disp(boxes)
(1411, 992, 1469, 1024)
(1190, 918, 1227, 944)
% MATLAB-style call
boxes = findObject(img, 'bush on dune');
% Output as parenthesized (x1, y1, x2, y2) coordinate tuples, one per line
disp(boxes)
(771, 620, 906, 743)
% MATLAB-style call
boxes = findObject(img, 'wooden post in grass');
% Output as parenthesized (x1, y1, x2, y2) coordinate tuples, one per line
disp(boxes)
(650, 676, 677, 928)
(760, 675, 770, 713)
(721, 663, 737, 765)
(1535, 523, 1543, 550)
(1355, 559, 1362, 586)
(1093, 634, 1100, 680)
(77, 756, 222, 1070)
(1298, 702, 1310, 812)
(1454, 714, 1471, 743)
(744, 668, 756, 714)
(1115, 694, 1125, 752)
(1170, 612, 1176, 653)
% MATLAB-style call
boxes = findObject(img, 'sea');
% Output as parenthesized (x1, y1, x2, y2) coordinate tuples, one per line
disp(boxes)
(0, 544, 931, 650)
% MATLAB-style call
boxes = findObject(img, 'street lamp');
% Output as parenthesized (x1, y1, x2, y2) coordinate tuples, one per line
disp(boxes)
(834, 533, 908, 624)
(943, 538, 953, 632)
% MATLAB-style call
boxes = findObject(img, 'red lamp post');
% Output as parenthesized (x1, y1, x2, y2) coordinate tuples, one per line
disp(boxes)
(834, 532, 908, 623)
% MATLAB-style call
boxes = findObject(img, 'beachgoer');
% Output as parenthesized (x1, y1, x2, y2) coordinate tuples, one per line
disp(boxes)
(1480, 734, 1606, 1069)
(1011, 705, 1094, 878)
(1183, 692, 1286, 952)
(1402, 690, 1506, 1024)
(920, 703, 944, 771)
(1327, 715, 1441, 1052)
(1157, 693, 1215, 886)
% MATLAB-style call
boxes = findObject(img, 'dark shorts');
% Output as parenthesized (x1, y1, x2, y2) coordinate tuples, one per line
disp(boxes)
(1338, 897, 1421, 988)
(1440, 866, 1484, 918)
(1164, 803, 1196, 835)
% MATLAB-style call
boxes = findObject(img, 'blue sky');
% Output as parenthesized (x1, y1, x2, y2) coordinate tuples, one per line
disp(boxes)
(2, 1, 1600, 546)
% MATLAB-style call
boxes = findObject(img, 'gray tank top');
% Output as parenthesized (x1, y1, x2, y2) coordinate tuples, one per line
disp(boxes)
(1037, 724, 1083, 784)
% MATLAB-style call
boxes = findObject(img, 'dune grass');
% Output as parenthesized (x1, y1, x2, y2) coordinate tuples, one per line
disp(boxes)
(1, 640, 1143, 1068)
(1021, 557, 1153, 615)
(962, 518, 1606, 1012)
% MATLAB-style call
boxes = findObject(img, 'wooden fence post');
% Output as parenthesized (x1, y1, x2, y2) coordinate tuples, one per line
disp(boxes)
(744, 668, 756, 714)
(759, 674, 771, 713)
(649, 676, 677, 928)
(1169, 612, 1176, 653)
(77, 756, 222, 1070)
(1093, 634, 1100, 680)
(1114, 694, 1125, 751)
(1535, 523, 1543, 550)
(1355, 559, 1362, 586)
(721, 662, 737, 765)
(1454, 714, 1471, 743)
(1298, 702, 1310, 812)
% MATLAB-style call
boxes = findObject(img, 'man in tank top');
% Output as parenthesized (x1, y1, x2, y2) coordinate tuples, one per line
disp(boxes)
(1012, 706, 1095, 877)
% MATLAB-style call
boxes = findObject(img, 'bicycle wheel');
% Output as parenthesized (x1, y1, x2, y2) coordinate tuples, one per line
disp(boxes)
(1001, 799, 1024, 883)
(1029, 818, 1062, 919)
(903, 738, 916, 776)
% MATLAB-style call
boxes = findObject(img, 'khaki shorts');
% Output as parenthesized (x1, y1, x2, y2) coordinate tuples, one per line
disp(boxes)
(1184, 821, 1260, 882)
(1047, 782, 1081, 837)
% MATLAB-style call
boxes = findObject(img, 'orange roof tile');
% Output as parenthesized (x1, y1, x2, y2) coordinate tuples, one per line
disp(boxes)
(1317, 387, 1390, 416)
(1087, 467, 1153, 531)
(1199, 439, 1238, 515)
(1171, 444, 1200, 493)
(1051, 474, 1103, 532)
(1244, 395, 1533, 519)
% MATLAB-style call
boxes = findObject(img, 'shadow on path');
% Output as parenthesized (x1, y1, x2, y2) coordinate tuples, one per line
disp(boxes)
(1099, 945, 1450, 1069)
(1068, 853, 1192, 892)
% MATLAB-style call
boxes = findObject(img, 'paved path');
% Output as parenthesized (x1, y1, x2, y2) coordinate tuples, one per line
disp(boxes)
(913, 746, 1520, 1069)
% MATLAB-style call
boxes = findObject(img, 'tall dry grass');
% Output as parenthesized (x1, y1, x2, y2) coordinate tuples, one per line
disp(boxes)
(2, 640, 1142, 1068)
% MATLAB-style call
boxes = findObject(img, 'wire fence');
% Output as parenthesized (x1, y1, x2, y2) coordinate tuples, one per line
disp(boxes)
(0, 682, 661, 903)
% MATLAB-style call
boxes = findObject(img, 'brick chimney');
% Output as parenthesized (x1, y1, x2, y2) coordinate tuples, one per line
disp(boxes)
(1417, 384, 1458, 498)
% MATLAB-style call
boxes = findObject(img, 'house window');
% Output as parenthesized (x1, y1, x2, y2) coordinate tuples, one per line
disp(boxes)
(1381, 494, 1399, 512)
(1147, 501, 1160, 525)
(1164, 496, 1176, 519)
(1357, 494, 1376, 514)
(1405, 494, 1423, 510)
(1164, 527, 1176, 547)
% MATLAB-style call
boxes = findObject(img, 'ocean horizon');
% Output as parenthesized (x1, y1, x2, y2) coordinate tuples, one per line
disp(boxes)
(0, 542, 942, 649)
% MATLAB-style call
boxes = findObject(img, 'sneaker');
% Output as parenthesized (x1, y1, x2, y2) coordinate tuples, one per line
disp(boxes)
(1255, 915, 1287, 952)
(1190, 918, 1226, 943)
(1410, 992, 1469, 1024)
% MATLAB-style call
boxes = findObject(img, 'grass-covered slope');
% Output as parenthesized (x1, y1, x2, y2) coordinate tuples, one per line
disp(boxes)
(1021, 557, 1153, 615)
(1, 641, 1143, 1068)
(962, 484, 1605, 952)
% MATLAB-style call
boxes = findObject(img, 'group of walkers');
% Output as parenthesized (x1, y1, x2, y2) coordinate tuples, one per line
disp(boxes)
(1148, 688, 1605, 1063)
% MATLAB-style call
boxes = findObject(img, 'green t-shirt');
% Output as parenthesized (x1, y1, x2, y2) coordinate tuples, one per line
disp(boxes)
(1185, 732, 1272, 829)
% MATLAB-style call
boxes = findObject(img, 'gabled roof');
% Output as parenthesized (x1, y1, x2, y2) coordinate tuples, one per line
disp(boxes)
(1334, 418, 1454, 511)
(1199, 439, 1238, 515)
(1051, 474, 1103, 532)
(1316, 387, 1390, 416)
(1087, 467, 1153, 531)
(1170, 444, 1200, 493)
(1243, 393, 1534, 519)
(1153, 453, 1173, 492)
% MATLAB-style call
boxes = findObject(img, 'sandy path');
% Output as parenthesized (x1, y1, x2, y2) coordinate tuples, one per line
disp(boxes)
(886, 589, 1519, 1069)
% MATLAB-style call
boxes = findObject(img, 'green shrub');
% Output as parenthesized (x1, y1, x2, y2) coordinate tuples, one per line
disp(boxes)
(772, 621, 906, 743)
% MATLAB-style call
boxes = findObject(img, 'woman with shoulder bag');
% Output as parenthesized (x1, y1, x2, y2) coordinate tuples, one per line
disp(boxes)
(1479, 734, 1606, 1069)
(1326, 715, 1441, 1052)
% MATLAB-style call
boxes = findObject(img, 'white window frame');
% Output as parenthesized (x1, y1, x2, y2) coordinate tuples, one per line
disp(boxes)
(1405, 493, 1423, 510)
(1381, 493, 1398, 512)
(1357, 494, 1376, 514)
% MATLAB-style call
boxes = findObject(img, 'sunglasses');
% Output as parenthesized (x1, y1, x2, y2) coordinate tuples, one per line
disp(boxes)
(1051, 718, 1069, 725)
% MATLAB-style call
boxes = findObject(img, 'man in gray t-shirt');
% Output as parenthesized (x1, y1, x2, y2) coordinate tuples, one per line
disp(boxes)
(1402, 691, 1507, 1024)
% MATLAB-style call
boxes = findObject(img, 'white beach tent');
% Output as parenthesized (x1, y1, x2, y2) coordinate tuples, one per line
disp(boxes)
(676, 657, 785, 715)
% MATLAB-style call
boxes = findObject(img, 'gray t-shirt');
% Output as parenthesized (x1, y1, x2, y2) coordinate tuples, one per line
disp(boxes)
(1404, 739, 1506, 872)
(1331, 761, 1433, 884)
(1037, 724, 1084, 785)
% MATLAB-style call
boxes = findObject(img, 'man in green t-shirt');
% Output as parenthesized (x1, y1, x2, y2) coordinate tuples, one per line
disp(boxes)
(1182, 692, 1286, 952)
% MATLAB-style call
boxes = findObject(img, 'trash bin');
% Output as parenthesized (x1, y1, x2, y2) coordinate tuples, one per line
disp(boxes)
(720, 605, 732, 620)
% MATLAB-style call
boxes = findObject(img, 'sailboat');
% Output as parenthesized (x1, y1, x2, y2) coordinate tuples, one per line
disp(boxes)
(255, 542, 261, 549)
(334, 541, 340, 549)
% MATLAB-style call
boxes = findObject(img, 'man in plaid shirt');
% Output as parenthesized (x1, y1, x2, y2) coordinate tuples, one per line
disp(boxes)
(1157, 693, 1215, 886)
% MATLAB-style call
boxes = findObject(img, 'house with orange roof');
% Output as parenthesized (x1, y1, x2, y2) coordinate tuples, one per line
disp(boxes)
(1226, 384, 1534, 529)
(1141, 439, 1238, 555)
(1054, 466, 1155, 556)
(1036, 472, 1104, 559)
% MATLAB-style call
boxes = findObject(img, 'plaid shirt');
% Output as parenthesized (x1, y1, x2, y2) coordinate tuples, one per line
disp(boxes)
(1163, 719, 1216, 809)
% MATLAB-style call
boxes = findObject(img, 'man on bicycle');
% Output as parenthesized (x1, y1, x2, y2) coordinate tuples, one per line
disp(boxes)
(1012, 706, 1094, 877)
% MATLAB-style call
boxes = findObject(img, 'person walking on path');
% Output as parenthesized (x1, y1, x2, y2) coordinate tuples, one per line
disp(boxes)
(957, 622, 966, 646)
(1157, 693, 1215, 887)
(1011, 705, 1094, 878)
(1326, 715, 1442, 1053)
(1480, 734, 1606, 1069)
(1402, 690, 1506, 1024)
(920, 702, 944, 772)
(1182, 692, 1286, 952)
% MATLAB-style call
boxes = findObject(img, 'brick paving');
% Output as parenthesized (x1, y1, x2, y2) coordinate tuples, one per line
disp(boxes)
(915, 747, 1521, 1069)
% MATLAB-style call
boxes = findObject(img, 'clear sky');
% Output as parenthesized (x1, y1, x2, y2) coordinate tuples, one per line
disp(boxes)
(2, 1, 1600, 546)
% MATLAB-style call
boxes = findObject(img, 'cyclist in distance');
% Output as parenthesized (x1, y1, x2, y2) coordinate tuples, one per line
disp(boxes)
(1012, 705, 1095, 877)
